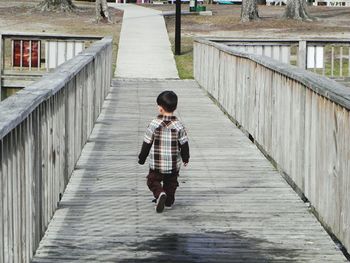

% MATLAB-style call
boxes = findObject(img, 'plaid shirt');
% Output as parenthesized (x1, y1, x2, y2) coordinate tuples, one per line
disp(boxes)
(143, 115, 189, 174)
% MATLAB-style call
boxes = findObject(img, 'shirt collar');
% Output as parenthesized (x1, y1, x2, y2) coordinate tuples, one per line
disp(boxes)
(157, 115, 177, 121)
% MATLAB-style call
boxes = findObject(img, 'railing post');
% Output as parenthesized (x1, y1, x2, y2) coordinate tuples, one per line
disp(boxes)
(298, 40, 307, 70)
(0, 34, 3, 101)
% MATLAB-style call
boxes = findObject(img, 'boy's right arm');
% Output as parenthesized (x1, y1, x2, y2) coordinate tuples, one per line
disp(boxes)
(138, 121, 155, 165)
(138, 142, 152, 165)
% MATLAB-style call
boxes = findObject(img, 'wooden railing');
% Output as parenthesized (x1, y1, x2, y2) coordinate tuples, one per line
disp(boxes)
(194, 37, 350, 253)
(0, 33, 102, 100)
(314, 0, 350, 6)
(0, 36, 113, 263)
(213, 38, 350, 78)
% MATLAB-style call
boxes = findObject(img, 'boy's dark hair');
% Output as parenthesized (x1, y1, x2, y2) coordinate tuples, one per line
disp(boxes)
(157, 91, 178, 113)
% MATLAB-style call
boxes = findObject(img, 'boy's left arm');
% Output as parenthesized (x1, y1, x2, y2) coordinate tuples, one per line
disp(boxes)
(180, 142, 190, 165)
(179, 127, 190, 165)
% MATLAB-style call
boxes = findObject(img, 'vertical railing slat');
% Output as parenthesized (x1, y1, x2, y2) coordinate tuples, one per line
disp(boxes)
(331, 46, 334, 77)
(29, 40, 32, 71)
(20, 40, 23, 70)
(348, 46, 350, 77)
(322, 46, 325, 76)
(0, 140, 3, 263)
(340, 46, 343, 77)
(38, 41, 41, 71)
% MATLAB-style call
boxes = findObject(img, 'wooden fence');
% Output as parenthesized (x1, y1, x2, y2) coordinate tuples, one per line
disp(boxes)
(0, 36, 113, 263)
(213, 38, 350, 78)
(0, 33, 102, 100)
(194, 38, 350, 253)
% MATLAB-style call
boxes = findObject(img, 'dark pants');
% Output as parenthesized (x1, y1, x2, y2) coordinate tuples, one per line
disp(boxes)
(147, 169, 179, 207)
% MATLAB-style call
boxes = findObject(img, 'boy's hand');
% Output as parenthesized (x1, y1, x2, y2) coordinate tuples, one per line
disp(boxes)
(183, 162, 188, 167)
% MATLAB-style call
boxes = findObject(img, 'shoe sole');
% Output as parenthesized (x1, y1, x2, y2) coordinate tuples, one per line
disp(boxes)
(156, 193, 167, 213)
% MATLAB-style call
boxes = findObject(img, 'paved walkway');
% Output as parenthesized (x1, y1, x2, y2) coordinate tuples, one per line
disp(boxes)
(32, 79, 347, 262)
(109, 4, 179, 79)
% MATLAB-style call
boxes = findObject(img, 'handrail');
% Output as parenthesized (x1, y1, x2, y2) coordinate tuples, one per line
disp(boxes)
(199, 37, 350, 78)
(195, 37, 350, 109)
(0, 36, 113, 263)
(194, 37, 350, 253)
(0, 33, 104, 95)
(0, 32, 102, 40)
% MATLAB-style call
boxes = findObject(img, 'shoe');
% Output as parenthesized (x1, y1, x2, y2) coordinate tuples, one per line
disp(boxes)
(164, 205, 173, 210)
(156, 192, 167, 213)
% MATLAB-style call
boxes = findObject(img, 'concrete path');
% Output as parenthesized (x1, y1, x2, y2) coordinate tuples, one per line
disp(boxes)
(109, 4, 179, 79)
(32, 79, 347, 262)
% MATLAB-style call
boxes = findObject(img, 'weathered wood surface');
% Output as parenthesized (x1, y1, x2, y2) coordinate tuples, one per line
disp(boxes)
(200, 37, 350, 77)
(0, 37, 112, 263)
(194, 38, 350, 254)
(0, 32, 102, 41)
(0, 33, 3, 100)
(32, 79, 347, 262)
(332, 77, 350, 89)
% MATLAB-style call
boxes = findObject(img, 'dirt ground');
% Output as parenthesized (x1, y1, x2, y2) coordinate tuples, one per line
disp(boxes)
(148, 4, 350, 38)
(0, 0, 123, 36)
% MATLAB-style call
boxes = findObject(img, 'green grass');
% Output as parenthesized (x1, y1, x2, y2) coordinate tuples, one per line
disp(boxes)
(169, 36, 194, 79)
(1, 88, 21, 100)
(175, 51, 194, 79)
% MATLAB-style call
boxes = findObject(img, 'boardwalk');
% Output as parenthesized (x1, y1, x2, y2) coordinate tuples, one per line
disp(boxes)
(30, 4, 348, 262)
(32, 79, 347, 262)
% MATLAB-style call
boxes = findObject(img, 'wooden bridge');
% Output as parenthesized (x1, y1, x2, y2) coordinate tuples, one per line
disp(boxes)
(30, 78, 348, 262)
(1, 4, 350, 262)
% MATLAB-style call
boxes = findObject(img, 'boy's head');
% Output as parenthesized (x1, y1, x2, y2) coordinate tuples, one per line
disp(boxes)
(157, 91, 178, 114)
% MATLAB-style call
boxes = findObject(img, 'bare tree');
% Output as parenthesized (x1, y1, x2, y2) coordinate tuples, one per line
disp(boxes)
(241, 0, 260, 22)
(38, 0, 76, 12)
(283, 0, 313, 20)
(96, 0, 112, 23)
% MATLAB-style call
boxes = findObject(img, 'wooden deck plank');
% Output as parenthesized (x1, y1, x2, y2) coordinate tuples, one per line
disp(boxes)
(32, 79, 347, 262)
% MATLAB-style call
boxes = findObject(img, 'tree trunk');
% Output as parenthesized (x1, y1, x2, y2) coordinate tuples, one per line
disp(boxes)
(284, 0, 313, 20)
(38, 0, 75, 12)
(241, 0, 260, 23)
(96, 0, 112, 23)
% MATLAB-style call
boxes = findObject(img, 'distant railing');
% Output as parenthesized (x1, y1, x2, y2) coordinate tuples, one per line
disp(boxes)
(0, 36, 113, 263)
(213, 38, 350, 78)
(194, 37, 350, 253)
(0, 33, 102, 99)
(313, 0, 350, 6)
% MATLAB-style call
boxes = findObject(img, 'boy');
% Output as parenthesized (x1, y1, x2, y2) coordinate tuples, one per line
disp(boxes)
(138, 91, 190, 213)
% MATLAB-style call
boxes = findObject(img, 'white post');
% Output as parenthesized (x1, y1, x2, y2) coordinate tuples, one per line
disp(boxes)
(20, 40, 23, 70)
(0, 34, 2, 101)
(29, 40, 32, 71)
(298, 40, 307, 70)
(38, 41, 41, 71)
